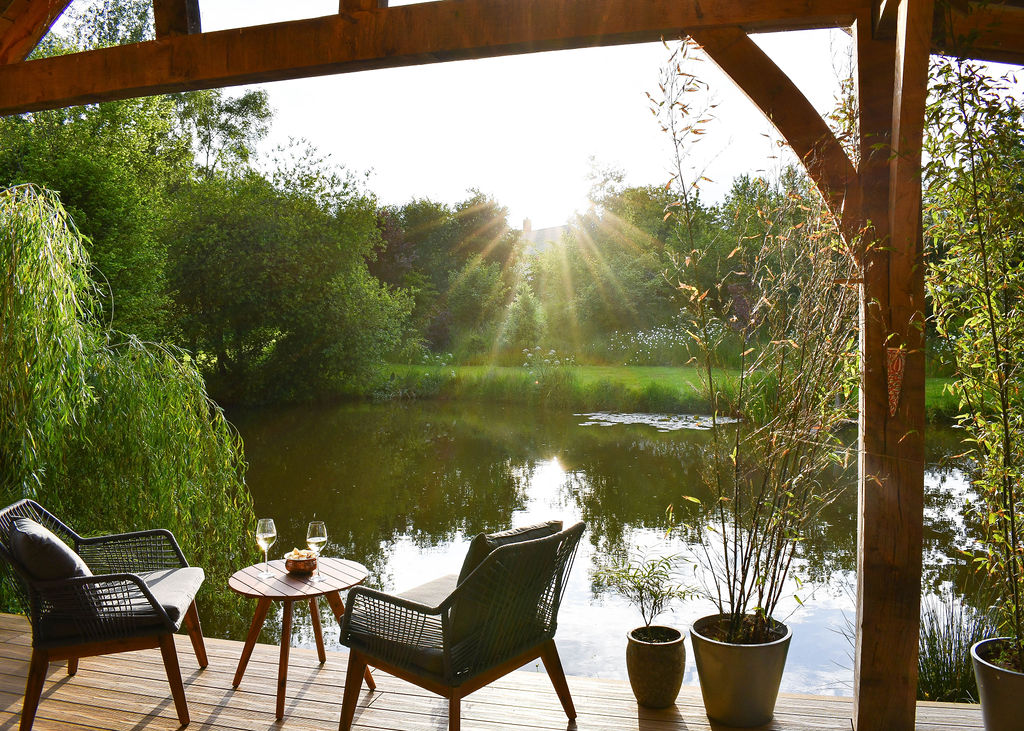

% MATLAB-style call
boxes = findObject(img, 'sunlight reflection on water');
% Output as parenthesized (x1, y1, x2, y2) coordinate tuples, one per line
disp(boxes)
(230, 401, 976, 698)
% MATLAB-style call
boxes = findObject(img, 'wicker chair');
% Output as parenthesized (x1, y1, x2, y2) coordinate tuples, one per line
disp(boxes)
(0, 499, 208, 730)
(338, 520, 585, 731)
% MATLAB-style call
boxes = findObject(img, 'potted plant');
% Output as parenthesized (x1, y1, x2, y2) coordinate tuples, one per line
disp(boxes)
(925, 56, 1024, 731)
(594, 550, 691, 708)
(650, 44, 857, 726)
(671, 168, 857, 727)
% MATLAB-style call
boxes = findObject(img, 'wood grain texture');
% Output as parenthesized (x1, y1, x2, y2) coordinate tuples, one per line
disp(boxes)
(932, 1, 1024, 64)
(852, 15, 894, 731)
(152, 0, 200, 38)
(0, 0, 863, 115)
(228, 558, 367, 599)
(0, 0, 71, 64)
(851, 2, 931, 729)
(0, 612, 983, 730)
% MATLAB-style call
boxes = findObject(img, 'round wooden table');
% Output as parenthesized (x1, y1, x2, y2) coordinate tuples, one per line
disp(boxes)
(228, 557, 375, 719)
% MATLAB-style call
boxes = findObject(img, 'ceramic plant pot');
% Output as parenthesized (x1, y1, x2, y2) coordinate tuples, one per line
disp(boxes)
(690, 614, 792, 727)
(625, 625, 686, 708)
(972, 637, 1024, 731)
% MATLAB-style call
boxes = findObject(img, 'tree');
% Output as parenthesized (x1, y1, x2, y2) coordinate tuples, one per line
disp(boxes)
(0, 185, 252, 622)
(0, 96, 192, 338)
(502, 280, 545, 354)
(168, 158, 411, 403)
(175, 90, 273, 178)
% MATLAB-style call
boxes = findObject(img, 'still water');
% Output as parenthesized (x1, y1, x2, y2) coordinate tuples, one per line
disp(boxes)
(221, 401, 977, 697)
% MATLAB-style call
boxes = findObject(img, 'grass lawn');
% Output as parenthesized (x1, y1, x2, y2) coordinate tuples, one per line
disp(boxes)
(387, 364, 959, 421)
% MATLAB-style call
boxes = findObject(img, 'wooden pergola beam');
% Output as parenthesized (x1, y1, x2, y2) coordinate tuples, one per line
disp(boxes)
(690, 26, 859, 234)
(933, 1, 1024, 65)
(0, 0, 71, 65)
(0, 0, 863, 115)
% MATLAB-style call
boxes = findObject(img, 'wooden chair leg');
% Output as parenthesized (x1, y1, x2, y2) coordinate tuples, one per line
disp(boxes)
(448, 695, 461, 731)
(183, 600, 209, 668)
(338, 650, 368, 731)
(20, 648, 48, 731)
(66, 657, 78, 676)
(159, 633, 190, 726)
(540, 640, 576, 720)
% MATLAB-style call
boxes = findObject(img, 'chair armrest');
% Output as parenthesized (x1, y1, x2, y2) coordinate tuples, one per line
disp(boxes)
(341, 586, 448, 663)
(76, 529, 188, 573)
(31, 573, 174, 645)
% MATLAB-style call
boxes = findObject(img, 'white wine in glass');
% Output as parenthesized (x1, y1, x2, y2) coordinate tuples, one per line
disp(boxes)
(256, 518, 277, 578)
(306, 521, 327, 582)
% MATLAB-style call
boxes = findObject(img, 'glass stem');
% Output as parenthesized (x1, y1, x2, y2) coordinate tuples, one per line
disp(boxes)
(264, 548, 269, 574)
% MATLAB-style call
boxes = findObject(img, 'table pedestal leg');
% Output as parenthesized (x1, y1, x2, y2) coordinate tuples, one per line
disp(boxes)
(325, 590, 376, 691)
(277, 600, 293, 720)
(233, 597, 272, 688)
(310, 596, 327, 663)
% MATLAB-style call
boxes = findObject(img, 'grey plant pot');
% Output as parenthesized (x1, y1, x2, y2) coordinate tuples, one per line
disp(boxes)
(625, 625, 685, 708)
(690, 614, 792, 728)
(972, 637, 1024, 731)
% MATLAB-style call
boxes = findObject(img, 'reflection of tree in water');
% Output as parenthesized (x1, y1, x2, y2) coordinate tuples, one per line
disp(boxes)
(224, 401, 985, 640)
(232, 402, 530, 586)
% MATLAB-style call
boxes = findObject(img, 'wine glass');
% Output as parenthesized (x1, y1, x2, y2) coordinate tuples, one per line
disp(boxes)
(256, 518, 277, 578)
(306, 520, 327, 583)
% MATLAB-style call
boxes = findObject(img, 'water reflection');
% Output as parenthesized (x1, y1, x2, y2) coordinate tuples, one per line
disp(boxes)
(217, 400, 980, 695)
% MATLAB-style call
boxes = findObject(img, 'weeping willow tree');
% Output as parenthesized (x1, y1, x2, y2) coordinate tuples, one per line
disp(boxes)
(0, 185, 254, 630)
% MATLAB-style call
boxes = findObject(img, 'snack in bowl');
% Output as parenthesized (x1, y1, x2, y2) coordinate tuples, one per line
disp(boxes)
(284, 548, 317, 574)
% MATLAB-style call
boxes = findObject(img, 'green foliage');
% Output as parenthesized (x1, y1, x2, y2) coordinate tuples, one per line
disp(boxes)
(0, 97, 191, 338)
(918, 588, 996, 702)
(448, 261, 507, 332)
(371, 194, 520, 354)
(532, 206, 678, 350)
(594, 549, 691, 628)
(925, 57, 1024, 665)
(677, 195, 858, 643)
(168, 162, 411, 403)
(0, 185, 253, 622)
(175, 89, 273, 177)
(387, 364, 720, 413)
(502, 281, 546, 356)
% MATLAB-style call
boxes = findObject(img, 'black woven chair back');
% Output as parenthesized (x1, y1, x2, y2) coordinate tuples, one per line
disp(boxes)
(448, 521, 584, 681)
(0, 500, 80, 617)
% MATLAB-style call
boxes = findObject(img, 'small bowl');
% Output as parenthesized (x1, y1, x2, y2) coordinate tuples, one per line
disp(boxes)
(284, 556, 317, 575)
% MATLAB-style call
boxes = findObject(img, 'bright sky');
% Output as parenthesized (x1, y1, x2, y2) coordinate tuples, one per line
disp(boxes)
(198, 2, 853, 229)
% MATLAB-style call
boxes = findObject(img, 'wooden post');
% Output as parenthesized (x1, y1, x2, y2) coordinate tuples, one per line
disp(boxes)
(339, 0, 385, 12)
(153, 0, 201, 38)
(852, 1, 931, 728)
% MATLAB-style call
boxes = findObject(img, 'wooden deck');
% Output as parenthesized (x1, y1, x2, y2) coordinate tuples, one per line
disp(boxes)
(0, 613, 982, 730)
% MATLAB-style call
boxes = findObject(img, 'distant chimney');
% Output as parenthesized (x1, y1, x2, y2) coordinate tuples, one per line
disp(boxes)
(523, 218, 532, 235)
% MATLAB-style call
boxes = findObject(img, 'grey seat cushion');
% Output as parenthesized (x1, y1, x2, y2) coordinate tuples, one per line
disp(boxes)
(9, 517, 91, 582)
(398, 574, 457, 608)
(137, 567, 205, 624)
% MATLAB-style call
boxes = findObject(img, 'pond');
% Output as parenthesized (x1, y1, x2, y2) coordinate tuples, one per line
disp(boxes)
(214, 400, 978, 697)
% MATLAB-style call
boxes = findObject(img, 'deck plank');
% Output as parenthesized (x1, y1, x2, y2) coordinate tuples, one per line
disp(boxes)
(0, 613, 982, 730)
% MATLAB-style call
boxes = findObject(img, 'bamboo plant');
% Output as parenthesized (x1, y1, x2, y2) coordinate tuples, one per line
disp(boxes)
(657, 40, 859, 644)
(926, 56, 1024, 672)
